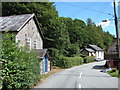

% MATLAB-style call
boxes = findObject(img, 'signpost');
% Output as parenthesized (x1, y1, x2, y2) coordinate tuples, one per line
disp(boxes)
(113, 0, 120, 74)
(118, 1, 120, 76)
(118, 2, 120, 39)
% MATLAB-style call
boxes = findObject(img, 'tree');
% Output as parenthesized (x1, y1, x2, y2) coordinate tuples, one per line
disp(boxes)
(1, 32, 40, 89)
(2, 2, 114, 59)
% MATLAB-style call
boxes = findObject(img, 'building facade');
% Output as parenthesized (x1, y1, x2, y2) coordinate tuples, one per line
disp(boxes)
(0, 14, 50, 74)
(80, 44, 104, 60)
(105, 38, 118, 68)
(16, 18, 43, 49)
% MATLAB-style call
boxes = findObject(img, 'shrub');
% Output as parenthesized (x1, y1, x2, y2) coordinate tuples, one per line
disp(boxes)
(67, 57, 84, 68)
(109, 68, 117, 73)
(48, 48, 62, 66)
(111, 68, 117, 72)
(84, 56, 95, 63)
(107, 69, 120, 77)
(53, 55, 68, 68)
(1, 32, 40, 89)
(48, 48, 84, 68)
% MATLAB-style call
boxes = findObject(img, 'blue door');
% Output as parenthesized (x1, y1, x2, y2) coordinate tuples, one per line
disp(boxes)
(43, 57, 47, 72)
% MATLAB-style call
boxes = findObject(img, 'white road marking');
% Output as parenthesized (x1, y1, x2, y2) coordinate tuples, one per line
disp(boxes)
(79, 72, 82, 79)
(79, 84, 81, 89)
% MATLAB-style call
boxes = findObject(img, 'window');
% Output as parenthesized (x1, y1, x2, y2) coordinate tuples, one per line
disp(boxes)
(25, 38, 31, 49)
(34, 40, 37, 49)
(25, 34, 31, 49)
(98, 51, 99, 57)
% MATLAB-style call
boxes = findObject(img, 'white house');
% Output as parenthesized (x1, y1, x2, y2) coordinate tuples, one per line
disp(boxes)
(80, 44, 104, 60)
(80, 48, 95, 57)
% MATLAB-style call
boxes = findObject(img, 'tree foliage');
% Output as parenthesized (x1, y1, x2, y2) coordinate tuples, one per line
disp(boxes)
(2, 2, 114, 64)
(1, 32, 40, 89)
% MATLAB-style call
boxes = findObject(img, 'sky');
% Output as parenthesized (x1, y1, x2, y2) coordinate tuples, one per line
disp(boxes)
(49, 0, 120, 36)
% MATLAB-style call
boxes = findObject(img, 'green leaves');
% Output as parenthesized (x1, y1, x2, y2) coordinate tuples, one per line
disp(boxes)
(1, 33, 40, 89)
(84, 56, 95, 63)
(2, 2, 114, 58)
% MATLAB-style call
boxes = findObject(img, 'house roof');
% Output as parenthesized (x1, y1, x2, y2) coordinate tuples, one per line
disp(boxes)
(88, 44, 103, 51)
(84, 48, 95, 52)
(35, 49, 48, 59)
(0, 13, 44, 39)
(0, 14, 33, 31)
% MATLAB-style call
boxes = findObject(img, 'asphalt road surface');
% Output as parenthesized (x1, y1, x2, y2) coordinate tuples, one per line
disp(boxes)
(35, 61, 118, 89)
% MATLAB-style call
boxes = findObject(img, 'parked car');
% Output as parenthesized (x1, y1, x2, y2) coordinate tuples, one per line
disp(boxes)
(95, 58, 102, 61)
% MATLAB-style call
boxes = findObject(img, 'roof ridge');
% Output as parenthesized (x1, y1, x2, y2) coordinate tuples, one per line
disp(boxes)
(0, 13, 34, 17)
(17, 13, 35, 31)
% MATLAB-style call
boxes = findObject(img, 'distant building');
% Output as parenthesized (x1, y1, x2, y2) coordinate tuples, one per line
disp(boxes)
(0, 14, 50, 74)
(80, 44, 104, 60)
(80, 48, 95, 57)
(105, 38, 118, 68)
(107, 38, 117, 55)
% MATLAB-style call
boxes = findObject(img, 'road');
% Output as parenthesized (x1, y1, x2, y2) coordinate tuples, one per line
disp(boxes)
(35, 61, 118, 89)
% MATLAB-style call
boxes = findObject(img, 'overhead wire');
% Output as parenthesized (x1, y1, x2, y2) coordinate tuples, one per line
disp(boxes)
(57, 2, 114, 16)
(58, 2, 96, 17)
(55, 2, 115, 33)
(93, 2, 112, 23)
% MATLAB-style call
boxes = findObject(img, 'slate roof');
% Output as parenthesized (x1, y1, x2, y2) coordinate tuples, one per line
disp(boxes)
(35, 49, 48, 59)
(84, 48, 95, 52)
(88, 44, 103, 51)
(0, 13, 44, 39)
(0, 14, 34, 31)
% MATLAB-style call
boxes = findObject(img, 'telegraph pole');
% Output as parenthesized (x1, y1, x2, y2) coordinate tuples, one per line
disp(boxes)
(113, 0, 120, 74)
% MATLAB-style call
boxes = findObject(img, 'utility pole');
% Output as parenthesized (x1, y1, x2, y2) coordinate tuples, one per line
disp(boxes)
(113, 0, 120, 74)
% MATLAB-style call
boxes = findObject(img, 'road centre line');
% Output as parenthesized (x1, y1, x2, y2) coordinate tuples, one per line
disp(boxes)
(79, 84, 81, 89)
(79, 72, 82, 79)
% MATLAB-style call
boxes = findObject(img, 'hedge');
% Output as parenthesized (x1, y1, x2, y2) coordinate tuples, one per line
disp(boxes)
(67, 57, 84, 68)
(51, 54, 84, 68)
(1, 32, 40, 89)
(84, 56, 95, 63)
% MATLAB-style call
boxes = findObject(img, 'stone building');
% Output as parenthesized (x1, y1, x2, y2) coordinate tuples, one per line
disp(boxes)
(0, 13, 50, 74)
(105, 38, 118, 68)
(1, 14, 43, 49)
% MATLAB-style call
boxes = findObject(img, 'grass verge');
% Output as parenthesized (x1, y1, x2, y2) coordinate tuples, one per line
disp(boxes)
(107, 68, 120, 78)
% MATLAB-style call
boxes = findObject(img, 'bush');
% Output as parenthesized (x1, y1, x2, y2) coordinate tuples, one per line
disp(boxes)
(107, 69, 120, 77)
(84, 56, 95, 63)
(67, 57, 84, 68)
(48, 48, 62, 66)
(1, 32, 40, 89)
(109, 68, 117, 73)
(49, 48, 84, 68)
(49, 49, 84, 68)
(53, 55, 68, 68)
(52, 56, 84, 68)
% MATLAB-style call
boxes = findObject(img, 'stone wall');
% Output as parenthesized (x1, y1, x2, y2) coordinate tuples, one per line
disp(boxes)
(16, 18, 43, 49)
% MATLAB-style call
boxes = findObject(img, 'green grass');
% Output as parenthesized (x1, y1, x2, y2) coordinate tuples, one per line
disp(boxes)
(107, 69, 120, 78)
